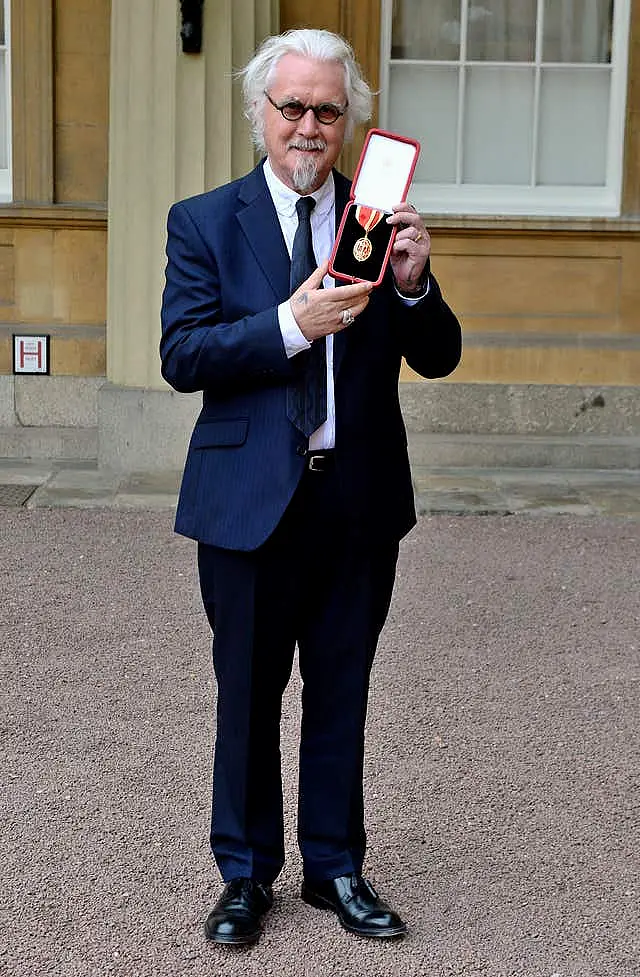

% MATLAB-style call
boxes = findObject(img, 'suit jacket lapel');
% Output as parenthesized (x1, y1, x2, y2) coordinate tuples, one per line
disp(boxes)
(236, 165, 353, 375)
(237, 164, 291, 303)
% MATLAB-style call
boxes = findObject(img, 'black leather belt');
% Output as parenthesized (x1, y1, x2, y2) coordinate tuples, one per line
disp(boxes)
(306, 450, 335, 472)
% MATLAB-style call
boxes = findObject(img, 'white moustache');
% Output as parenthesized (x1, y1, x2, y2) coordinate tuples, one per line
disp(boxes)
(289, 139, 327, 152)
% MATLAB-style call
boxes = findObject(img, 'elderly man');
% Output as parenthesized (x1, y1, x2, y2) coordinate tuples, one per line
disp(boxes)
(161, 28, 461, 945)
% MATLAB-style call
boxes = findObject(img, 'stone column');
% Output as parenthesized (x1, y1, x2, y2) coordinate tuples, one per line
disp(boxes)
(100, 0, 276, 470)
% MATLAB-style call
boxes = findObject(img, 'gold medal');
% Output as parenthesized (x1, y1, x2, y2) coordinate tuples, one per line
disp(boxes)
(353, 237, 373, 262)
(352, 205, 384, 262)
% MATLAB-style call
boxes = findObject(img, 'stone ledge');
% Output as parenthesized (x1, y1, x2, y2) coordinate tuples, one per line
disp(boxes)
(409, 433, 640, 470)
(0, 204, 108, 229)
(14, 376, 103, 427)
(98, 383, 200, 472)
(0, 377, 13, 426)
(0, 426, 97, 461)
(400, 383, 640, 436)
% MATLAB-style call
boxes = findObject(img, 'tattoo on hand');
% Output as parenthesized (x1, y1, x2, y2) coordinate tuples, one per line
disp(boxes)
(296, 292, 309, 305)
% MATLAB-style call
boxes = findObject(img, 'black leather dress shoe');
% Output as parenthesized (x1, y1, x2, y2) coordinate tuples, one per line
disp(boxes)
(302, 873, 407, 939)
(204, 878, 273, 945)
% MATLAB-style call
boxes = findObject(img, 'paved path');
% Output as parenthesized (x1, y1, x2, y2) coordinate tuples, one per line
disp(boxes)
(0, 459, 639, 518)
(2, 501, 638, 977)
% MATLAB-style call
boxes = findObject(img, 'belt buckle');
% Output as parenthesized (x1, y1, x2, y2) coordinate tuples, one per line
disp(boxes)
(307, 453, 324, 472)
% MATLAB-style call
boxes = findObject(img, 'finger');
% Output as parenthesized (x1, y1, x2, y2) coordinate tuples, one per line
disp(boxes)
(326, 280, 374, 302)
(387, 217, 421, 234)
(340, 294, 371, 322)
(389, 201, 416, 215)
(337, 291, 370, 315)
(393, 237, 425, 254)
(351, 292, 371, 312)
(395, 224, 429, 245)
(387, 212, 409, 226)
(336, 306, 365, 330)
(352, 298, 370, 317)
(395, 228, 421, 243)
(300, 261, 329, 290)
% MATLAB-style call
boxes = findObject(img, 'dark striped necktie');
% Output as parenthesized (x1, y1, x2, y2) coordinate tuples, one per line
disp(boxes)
(286, 196, 327, 438)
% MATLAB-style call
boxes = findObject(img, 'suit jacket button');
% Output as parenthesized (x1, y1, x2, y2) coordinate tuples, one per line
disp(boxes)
(296, 445, 306, 456)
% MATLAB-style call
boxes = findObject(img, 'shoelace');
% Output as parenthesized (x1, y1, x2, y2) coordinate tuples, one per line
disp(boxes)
(222, 878, 269, 909)
(350, 874, 379, 901)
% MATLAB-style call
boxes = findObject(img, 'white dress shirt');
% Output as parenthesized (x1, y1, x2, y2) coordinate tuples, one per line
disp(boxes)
(263, 158, 427, 450)
(263, 158, 337, 450)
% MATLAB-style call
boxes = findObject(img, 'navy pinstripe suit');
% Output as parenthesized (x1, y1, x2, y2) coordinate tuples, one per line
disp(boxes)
(160, 162, 462, 883)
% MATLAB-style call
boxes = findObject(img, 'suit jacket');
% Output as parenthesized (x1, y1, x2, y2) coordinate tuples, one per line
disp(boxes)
(160, 163, 462, 551)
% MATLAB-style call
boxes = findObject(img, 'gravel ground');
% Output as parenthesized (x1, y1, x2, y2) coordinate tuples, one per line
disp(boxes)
(1, 509, 638, 977)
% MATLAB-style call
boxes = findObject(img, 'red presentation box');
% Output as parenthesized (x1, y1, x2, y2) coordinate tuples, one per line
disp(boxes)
(328, 128, 420, 287)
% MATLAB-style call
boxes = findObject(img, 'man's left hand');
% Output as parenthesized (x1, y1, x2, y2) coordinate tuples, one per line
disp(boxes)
(387, 203, 431, 295)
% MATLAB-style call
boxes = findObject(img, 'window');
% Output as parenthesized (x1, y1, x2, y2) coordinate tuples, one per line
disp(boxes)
(380, 0, 631, 216)
(0, 0, 10, 201)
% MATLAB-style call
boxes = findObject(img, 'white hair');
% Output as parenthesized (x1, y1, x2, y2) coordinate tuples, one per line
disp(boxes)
(239, 29, 373, 150)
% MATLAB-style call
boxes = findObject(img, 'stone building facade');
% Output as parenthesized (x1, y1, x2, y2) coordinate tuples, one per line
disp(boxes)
(1, 0, 639, 472)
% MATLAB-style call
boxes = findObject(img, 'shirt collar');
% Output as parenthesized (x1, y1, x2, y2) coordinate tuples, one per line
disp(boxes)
(263, 158, 335, 219)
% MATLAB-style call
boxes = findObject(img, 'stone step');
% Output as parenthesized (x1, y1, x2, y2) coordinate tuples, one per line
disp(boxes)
(1, 427, 639, 472)
(399, 383, 640, 436)
(408, 432, 640, 470)
(0, 427, 97, 461)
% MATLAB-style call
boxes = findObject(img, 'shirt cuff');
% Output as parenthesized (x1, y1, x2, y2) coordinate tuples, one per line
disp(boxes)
(395, 276, 431, 305)
(279, 301, 311, 358)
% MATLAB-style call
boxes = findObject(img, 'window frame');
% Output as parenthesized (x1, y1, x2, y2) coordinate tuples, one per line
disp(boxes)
(0, 0, 11, 202)
(379, 0, 632, 218)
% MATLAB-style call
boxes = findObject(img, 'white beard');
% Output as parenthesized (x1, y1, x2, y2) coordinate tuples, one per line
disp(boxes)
(292, 155, 320, 193)
(289, 138, 327, 193)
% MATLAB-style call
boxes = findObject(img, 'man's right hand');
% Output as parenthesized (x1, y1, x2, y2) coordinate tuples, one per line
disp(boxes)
(290, 261, 373, 341)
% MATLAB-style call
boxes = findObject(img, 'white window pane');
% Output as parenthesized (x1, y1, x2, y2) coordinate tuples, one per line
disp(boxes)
(467, 0, 537, 62)
(381, 0, 626, 214)
(543, 0, 613, 63)
(463, 66, 534, 183)
(537, 67, 610, 185)
(0, 54, 6, 169)
(389, 65, 459, 183)
(391, 0, 462, 60)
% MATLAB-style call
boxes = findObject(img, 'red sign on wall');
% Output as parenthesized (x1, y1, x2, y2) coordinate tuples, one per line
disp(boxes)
(13, 335, 50, 375)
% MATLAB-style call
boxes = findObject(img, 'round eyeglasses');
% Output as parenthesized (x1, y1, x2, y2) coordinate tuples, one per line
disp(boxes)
(264, 91, 347, 126)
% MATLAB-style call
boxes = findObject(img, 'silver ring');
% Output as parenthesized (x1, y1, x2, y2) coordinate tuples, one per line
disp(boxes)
(341, 308, 355, 327)
(343, 308, 354, 326)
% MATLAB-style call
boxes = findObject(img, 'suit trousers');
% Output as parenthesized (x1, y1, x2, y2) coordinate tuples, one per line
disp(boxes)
(197, 462, 399, 884)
